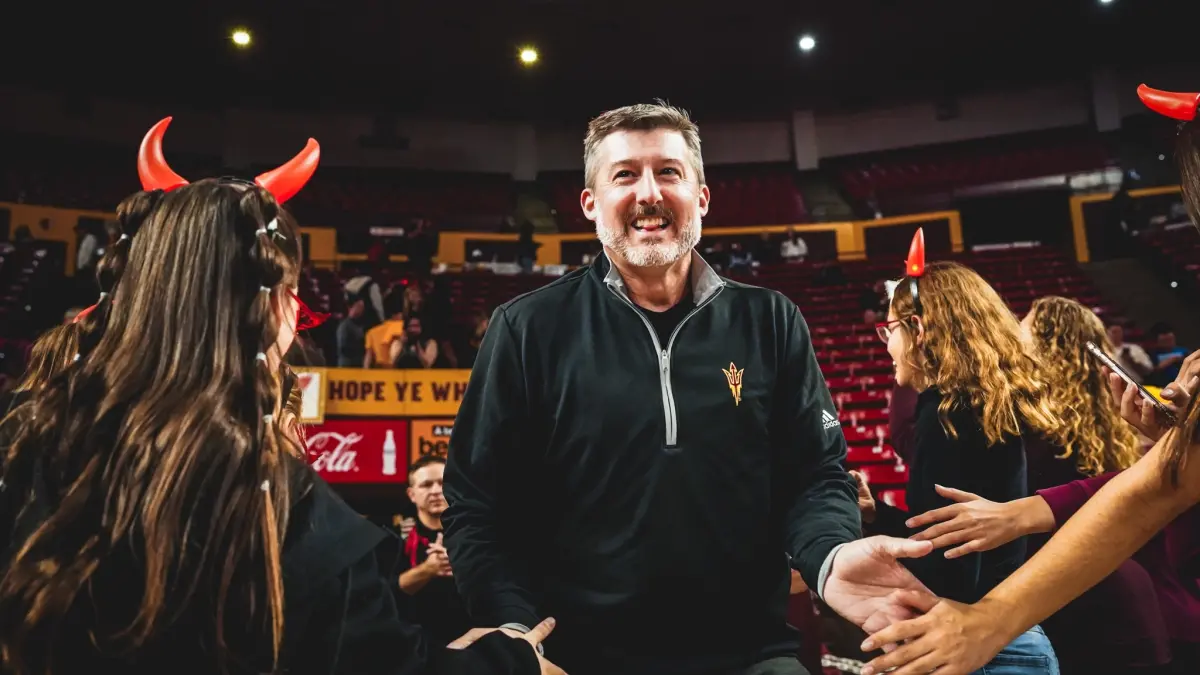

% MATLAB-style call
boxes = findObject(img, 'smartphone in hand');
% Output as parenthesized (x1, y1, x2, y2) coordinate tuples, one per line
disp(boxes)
(1086, 340, 1178, 425)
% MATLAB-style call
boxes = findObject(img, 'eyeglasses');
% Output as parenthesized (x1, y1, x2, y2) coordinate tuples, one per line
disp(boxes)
(875, 318, 909, 343)
(287, 289, 330, 331)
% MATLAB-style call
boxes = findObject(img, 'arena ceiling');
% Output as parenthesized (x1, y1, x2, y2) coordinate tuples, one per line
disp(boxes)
(7, 0, 1199, 122)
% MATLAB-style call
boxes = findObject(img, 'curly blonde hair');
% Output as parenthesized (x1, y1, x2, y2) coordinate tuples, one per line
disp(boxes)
(1027, 297, 1141, 475)
(890, 261, 1065, 445)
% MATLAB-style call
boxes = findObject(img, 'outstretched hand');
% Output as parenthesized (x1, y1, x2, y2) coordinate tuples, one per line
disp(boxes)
(860, 598, 1012, 675)
(821, 535, 937, 635)
(906, 485, 1047, 558)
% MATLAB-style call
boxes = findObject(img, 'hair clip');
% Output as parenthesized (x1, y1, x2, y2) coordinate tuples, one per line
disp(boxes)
(99, 292, 109, 300)
(260, 480, 270, 492)
(255, 352, 268, 362)
(73, 353, 81, 362)
(254, 227, 268, 236)
(267, 217, 286, 240)
(263, 414, 275, 423)
(260, 286, 272, 294)
(118, 233, 130, 242)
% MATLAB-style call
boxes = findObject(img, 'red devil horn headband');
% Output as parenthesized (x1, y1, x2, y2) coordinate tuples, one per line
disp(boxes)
(137, 117, 188, 192)
(1137, 84, 1200, 122)
(137, 117, 321, 203)
(905, 227, 926, 278)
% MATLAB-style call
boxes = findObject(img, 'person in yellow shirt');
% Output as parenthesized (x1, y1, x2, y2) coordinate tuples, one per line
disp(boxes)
(364, 290, 406, 367)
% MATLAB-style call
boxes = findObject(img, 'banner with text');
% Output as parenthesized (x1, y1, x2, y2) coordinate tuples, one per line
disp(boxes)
(296, 368, 326, 423)
(409, 418, 455, 465)
(297, 368, 471, 417)
(305, 418, 410, 484)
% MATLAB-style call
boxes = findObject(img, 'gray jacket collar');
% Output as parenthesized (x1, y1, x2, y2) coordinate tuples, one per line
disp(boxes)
(601, 249, 725, 305)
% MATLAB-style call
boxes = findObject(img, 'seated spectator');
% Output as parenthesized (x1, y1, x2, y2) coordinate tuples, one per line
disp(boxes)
(337, 289, 369, 367)
(392, 331, 451, 370)
(727, 241, 754, 275)
(780, 227, 808, 263)
(1108, 323, 1153, 385)
(365, 290, 406, 368)
(1147, 322, 1190, 387)
(452, 311, 490, 370)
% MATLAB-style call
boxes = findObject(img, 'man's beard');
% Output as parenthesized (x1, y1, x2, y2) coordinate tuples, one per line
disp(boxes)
(595, 204, 702, 268)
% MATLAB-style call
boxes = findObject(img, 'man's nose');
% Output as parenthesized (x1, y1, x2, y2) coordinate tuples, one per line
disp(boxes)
(634, 171, 662, 206)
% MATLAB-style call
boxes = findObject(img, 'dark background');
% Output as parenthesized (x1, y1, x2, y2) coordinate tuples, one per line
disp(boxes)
(6, 0, 1198, 121)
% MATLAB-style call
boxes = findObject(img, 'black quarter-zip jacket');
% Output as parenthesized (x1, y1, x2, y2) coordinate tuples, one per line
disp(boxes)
(443, 252, 860, 675)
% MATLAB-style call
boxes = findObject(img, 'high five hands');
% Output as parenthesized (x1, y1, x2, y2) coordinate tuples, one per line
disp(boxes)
(820, 535, 937, 635)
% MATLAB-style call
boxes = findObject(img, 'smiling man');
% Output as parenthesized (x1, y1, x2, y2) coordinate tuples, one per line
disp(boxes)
(443, 102, 934, 675)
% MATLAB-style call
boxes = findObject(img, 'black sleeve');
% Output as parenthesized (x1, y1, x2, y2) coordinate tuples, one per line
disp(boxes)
(778, 304, 861, 587)
(375, 528, 405, 578)
(887, 384, 920, 464)
(907, 405, 983, 596)
(441, 307, 539, 628)
(320, 550, 540, 675)
(869, 501, 910, 537)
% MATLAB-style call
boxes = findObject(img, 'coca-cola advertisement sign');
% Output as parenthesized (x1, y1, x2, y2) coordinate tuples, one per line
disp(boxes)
(304, 419, 410, 483)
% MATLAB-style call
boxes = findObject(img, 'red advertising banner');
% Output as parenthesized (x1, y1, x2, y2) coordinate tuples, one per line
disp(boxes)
(305, 418, 410, 484)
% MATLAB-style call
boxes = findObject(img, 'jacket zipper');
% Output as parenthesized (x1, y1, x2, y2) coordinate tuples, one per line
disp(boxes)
(607, 285, 725, 447)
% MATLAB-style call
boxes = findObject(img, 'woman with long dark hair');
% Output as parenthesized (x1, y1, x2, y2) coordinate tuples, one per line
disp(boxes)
(0, 119, 558, 675)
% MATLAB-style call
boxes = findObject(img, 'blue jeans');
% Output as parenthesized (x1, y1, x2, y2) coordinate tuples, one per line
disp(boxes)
(974, 625, 1060, 675)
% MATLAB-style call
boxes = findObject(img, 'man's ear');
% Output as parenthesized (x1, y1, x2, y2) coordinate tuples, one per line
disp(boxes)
(697, 183, 710, 217)
(581, 188, 598, 223)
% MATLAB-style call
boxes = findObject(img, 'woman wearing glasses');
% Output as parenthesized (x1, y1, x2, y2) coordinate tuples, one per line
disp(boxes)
(866, 231, 1066, 674)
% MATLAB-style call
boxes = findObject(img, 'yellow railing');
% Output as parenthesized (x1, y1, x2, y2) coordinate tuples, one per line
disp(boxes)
(433, 211, 964, 266)
(1068, 185, 1183, 263)
(1, 200, 962, 272)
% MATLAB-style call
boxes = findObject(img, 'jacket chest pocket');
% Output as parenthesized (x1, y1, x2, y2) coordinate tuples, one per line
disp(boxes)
(671, 360, 773, 459)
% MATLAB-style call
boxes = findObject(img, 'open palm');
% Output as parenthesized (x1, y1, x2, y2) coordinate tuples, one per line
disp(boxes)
(822, 536, 936, 634)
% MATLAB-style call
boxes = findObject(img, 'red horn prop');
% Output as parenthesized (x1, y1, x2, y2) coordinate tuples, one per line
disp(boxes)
(905, 228, 926, 278)
(1137, 84, 1200, 122)
(137, 117, 190, 192)
(255, 138, 321, 204)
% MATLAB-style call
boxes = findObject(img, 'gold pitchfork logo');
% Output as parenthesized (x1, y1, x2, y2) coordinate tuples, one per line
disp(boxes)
(721, 362, 744, 406)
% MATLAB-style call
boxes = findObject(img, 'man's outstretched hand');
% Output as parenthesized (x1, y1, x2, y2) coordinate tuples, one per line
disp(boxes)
(821, 536, 937, 634)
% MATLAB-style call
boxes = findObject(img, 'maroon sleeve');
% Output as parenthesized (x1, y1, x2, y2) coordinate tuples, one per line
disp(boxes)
(1036, 471, 1122, 526)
